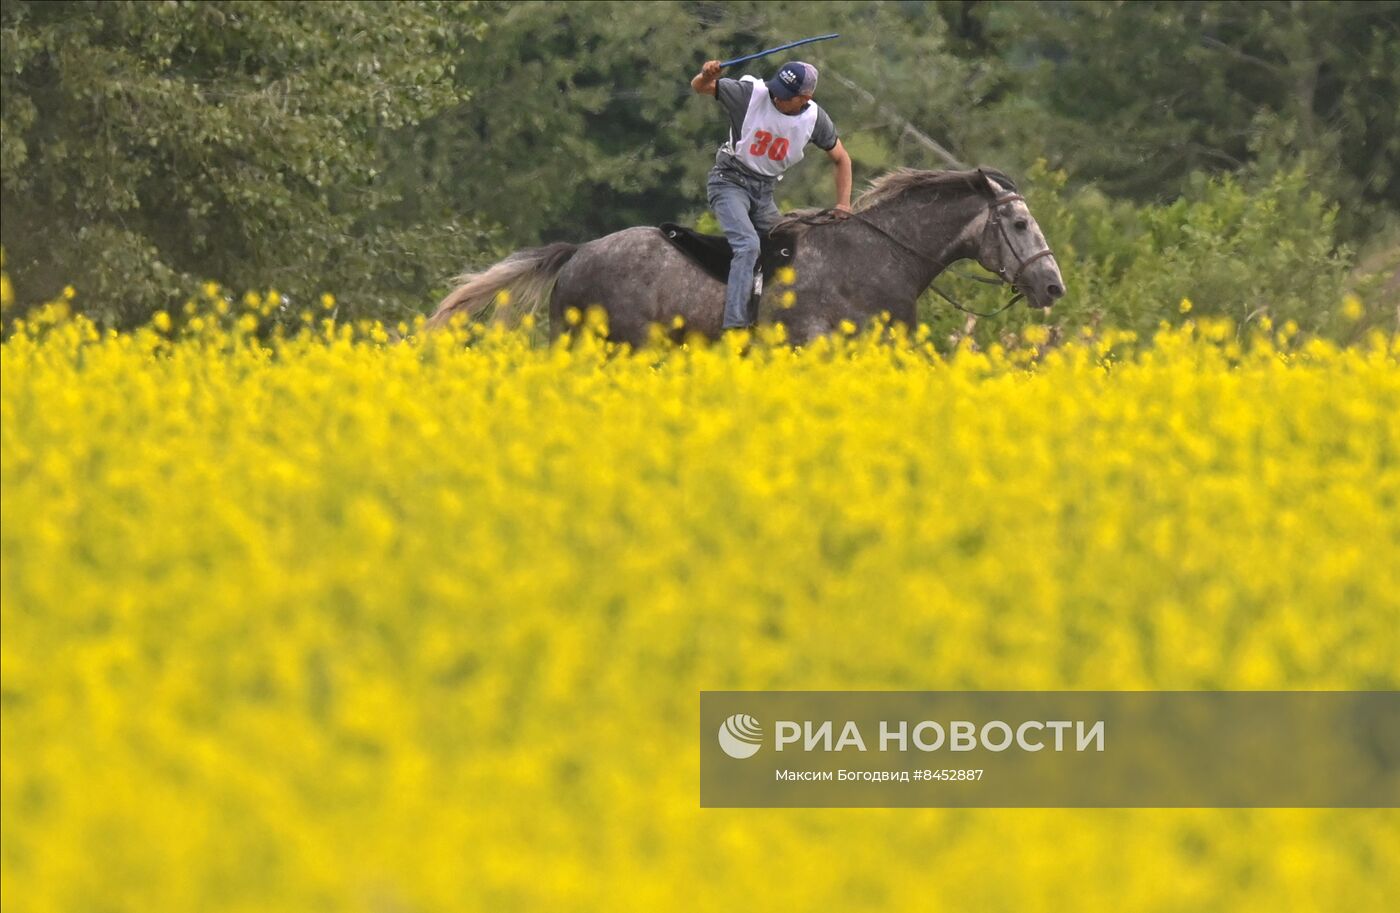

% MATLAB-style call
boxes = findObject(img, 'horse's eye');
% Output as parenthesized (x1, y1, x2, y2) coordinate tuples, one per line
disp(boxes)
(1014, 219, 1028, 231)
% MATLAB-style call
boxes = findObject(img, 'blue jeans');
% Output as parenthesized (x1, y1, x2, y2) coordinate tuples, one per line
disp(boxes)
(707, 168, 781, 329)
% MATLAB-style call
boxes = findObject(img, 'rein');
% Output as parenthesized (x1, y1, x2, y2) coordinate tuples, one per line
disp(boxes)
(783, 187, 1055, 319)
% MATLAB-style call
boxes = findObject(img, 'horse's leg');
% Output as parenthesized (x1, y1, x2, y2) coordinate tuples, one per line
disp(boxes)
(552, 227, 727, 345)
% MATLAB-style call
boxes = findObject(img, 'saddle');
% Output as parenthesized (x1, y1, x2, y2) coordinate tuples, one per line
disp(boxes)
(658, 223, 799, 322)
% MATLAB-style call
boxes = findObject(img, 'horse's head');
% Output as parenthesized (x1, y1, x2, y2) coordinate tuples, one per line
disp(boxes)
(972, 170, 1064, 310)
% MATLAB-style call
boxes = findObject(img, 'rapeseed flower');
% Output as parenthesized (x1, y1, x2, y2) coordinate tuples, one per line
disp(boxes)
(1, 297, 1397, 913)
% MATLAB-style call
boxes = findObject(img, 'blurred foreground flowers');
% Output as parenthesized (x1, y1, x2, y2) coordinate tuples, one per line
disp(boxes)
(2, 290, 1399, 912)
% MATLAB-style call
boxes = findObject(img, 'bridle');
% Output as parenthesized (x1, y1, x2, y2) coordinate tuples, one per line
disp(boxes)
(982, 191, 1057, 291)
(783, 179, 1057, 318)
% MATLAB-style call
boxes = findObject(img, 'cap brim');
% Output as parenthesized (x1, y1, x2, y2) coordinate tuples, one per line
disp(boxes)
(766, 77, 800, 100)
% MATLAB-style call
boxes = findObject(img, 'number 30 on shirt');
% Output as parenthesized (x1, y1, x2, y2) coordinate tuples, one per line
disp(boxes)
(748, 131, 790, 161)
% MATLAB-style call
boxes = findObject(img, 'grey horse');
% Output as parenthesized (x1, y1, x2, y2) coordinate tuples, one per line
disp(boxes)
(428, 167, 1064, 345)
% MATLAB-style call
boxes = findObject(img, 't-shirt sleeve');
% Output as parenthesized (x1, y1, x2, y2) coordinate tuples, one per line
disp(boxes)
(714, 77, 752, 120)
(811, 108, 838, 151)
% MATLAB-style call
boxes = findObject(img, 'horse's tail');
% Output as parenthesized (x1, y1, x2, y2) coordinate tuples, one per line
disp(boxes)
(426, 241, 579, 330)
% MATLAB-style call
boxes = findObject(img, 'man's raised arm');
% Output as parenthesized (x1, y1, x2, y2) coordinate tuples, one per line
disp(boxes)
(691, 59, 722, 96)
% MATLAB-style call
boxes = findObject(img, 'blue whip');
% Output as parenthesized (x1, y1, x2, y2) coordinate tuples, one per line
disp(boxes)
(720, 34, 840, 69)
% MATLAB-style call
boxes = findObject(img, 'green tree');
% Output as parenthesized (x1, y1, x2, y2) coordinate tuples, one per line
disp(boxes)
(943, 1, 1400, 226)
(1, 0, 490, 325)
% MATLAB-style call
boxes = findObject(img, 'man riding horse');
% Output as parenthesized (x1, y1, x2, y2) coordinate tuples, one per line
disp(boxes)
(428, 50, 1064, 344)
(691, 59, 853, 332)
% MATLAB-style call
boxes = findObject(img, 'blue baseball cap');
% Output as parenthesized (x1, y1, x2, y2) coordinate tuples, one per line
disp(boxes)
(767, 61, 818, 100)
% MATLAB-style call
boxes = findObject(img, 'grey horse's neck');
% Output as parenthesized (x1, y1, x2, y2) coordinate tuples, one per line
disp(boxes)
(853, 185, 987, 292)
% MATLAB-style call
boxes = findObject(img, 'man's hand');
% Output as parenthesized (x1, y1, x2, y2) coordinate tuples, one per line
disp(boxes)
(691, 60, 724, 96)
(833, 202, 853, 220)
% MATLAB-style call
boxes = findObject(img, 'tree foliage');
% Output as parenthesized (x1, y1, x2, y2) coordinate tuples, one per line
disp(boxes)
(957, 1, 1400, 219)
(1, 0, 489, 324)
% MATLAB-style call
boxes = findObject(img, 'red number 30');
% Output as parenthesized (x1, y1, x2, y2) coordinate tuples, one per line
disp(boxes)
(749, 131, 790, 161)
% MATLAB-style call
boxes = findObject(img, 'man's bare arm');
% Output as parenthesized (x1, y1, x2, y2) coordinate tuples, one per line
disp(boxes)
(691, 59, 723, 96)
(828, 139, 853, 213)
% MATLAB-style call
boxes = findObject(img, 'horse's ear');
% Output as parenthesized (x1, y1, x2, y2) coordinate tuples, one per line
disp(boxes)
(977, 167, 1017, 194)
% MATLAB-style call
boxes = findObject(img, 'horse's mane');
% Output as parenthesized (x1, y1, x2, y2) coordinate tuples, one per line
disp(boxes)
(774, 166, 1016, 234)
(855, 167, 1016, 211)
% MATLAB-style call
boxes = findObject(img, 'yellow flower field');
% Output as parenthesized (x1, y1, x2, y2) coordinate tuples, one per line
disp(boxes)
(2, 297, 1399, 912)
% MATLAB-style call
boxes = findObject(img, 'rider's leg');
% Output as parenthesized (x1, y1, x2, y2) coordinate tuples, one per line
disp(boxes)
(746, 191, 784, 325)
(752, 191, 782, 236)
(707, 174, 763, 330)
